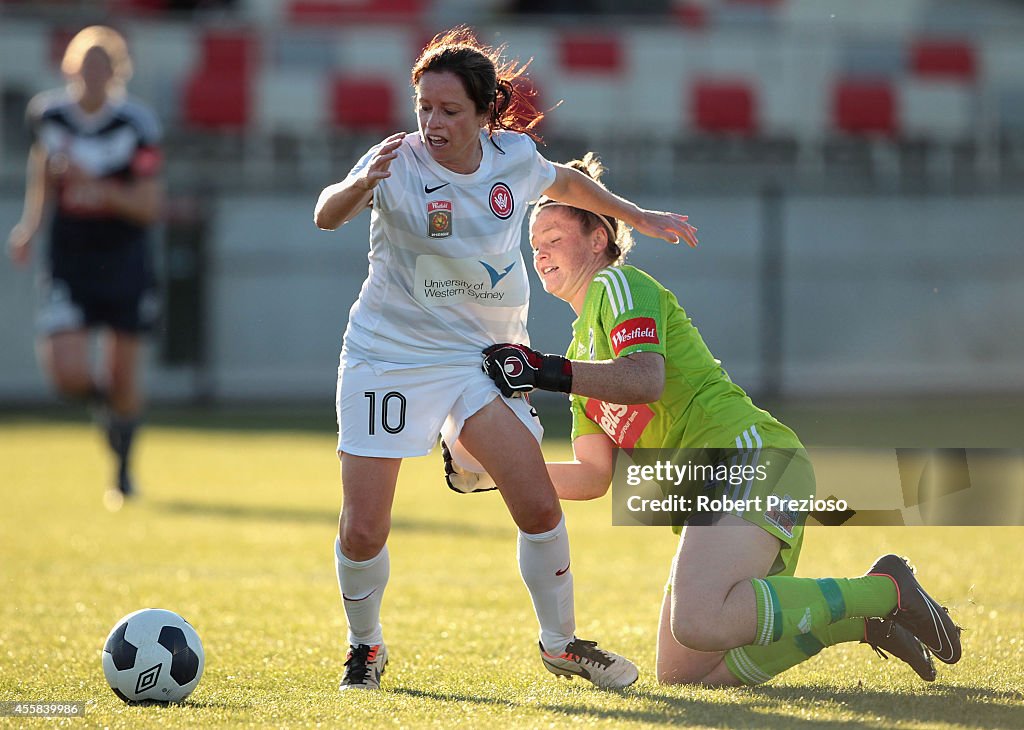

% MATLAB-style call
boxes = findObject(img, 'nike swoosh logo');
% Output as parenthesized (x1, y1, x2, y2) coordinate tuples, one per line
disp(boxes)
(555, 561, 570, 576)
(920, 587, 956, 661)
(424, 182, 450, 193)
(342, 588, 377, 602)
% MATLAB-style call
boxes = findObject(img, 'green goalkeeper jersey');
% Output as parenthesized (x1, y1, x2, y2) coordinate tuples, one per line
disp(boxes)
(567, 265, 801, 451)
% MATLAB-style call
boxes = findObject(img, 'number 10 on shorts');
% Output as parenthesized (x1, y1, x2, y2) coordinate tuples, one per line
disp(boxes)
(364, 391, 407, 435)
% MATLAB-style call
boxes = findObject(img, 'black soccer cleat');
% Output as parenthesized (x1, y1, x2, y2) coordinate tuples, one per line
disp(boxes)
(867, 554, 962, 664)
(117, 468, 136, 498)
(863, 618, 936, 682)
(339, 643, 388, 691)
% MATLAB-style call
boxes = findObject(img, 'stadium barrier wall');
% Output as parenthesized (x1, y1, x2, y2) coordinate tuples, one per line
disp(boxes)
(1, 192, 1022, 404)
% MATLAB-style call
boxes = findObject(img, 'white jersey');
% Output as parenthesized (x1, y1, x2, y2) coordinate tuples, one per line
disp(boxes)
(340, 129, 556, 368)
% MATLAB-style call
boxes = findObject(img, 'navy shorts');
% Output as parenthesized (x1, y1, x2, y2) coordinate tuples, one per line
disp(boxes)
(38, 218, 159, 336)
(37, 274, 159, 335)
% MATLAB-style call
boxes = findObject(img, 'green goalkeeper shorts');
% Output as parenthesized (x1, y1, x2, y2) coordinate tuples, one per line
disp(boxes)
(672, 420, 814, 578)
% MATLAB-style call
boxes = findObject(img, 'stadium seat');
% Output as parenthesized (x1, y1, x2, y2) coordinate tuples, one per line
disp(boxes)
(330, 77, 394, 131)
(256, 69, 328, 134)
(692, 79, 757, 134)
(624, 29, 690, 136)
(129, 24, 197, 124)
(184, 73, 250, 129)
(839, 39, 905, 79)
(109, 0, 167, 15)
(270, 30, 336, 69)
(331, 26, 418, 89)
(558, 33, 623, 73)
(545, 75, 625, 135)
(200, 31, 256, 77)
(288, 0, 425, 25)
(901, 79, 974, 142)
(182, 29, 257, 130)
(671, 2, 709, 29)
(910, 39, 977, 81)
(833, 79, 897, 136)
(759, 40, 836, 142)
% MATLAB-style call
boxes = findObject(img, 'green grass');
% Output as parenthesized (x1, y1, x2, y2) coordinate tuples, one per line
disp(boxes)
(0, 411, 1022, 729)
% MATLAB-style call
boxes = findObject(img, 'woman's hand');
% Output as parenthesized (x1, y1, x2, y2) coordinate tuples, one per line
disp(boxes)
(7, 221, 35, 266)
(352, 132, 406, 192)
(315, 132, 406, 229)
(631, 209, 699, 248)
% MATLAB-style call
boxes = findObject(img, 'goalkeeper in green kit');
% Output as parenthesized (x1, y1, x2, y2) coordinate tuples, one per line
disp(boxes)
(454, 152, 963, 686)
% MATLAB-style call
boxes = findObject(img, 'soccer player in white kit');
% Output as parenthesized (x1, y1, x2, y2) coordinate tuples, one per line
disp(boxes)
(314, 26, 697, 691)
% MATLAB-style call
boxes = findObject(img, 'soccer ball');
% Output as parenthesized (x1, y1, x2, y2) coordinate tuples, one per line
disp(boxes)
(101, 608, 205, 703)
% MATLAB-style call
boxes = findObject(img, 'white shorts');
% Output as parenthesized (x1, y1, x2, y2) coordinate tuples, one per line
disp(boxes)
(336, 359, 543, 460)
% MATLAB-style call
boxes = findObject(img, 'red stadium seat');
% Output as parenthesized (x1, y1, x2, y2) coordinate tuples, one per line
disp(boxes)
(331, 77, 395, 131)
(289, 0, 425, 25)
(558, 33, 623, 73)
(181, 30, 256, 130)
(833, 79, 897, 136)
(184, 73, 250, 129)
(910, 39, 977, 81)
(672, 2, 709, 29)
(200, 30, 256, 77)
(109, 0, 166, 15)
(693, 80, 757, 135)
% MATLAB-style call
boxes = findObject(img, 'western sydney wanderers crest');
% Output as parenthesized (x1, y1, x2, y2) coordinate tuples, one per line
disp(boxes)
(489, 182, 514, 219)
(427, 200, 452, 238)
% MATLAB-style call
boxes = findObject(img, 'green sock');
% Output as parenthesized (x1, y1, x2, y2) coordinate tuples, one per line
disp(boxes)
(751, 577, 896, 646)
(726, 617, 867, 685)
(830, 576, 898, 618)
(815, 616, 867, 645)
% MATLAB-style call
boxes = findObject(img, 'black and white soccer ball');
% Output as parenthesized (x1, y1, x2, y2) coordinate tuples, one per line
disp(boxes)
(102, 608, 205, 704)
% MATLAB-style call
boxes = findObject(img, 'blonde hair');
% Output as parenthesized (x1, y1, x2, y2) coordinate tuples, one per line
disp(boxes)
(532, 152, 635, 265)
(61, 26, 133, 90)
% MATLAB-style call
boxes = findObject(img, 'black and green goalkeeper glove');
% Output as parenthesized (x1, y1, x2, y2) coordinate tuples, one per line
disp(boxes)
(482, 343, 573, 398)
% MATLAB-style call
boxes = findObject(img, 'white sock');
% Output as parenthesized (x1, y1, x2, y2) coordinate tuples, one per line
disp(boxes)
(518, 514, 575, 654)
(334, 538, 388, 647)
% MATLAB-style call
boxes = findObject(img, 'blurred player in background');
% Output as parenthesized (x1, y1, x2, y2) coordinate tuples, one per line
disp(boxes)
(314, 26, 696, 692)
(6, 26, 164, 509)
(473, 152, 962, 686)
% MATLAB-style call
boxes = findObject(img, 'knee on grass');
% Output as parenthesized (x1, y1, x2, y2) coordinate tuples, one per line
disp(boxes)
(656, 662, 739, 687)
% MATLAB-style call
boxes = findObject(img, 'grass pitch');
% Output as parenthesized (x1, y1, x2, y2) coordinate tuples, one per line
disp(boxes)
(0, 409, 1022, 729)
